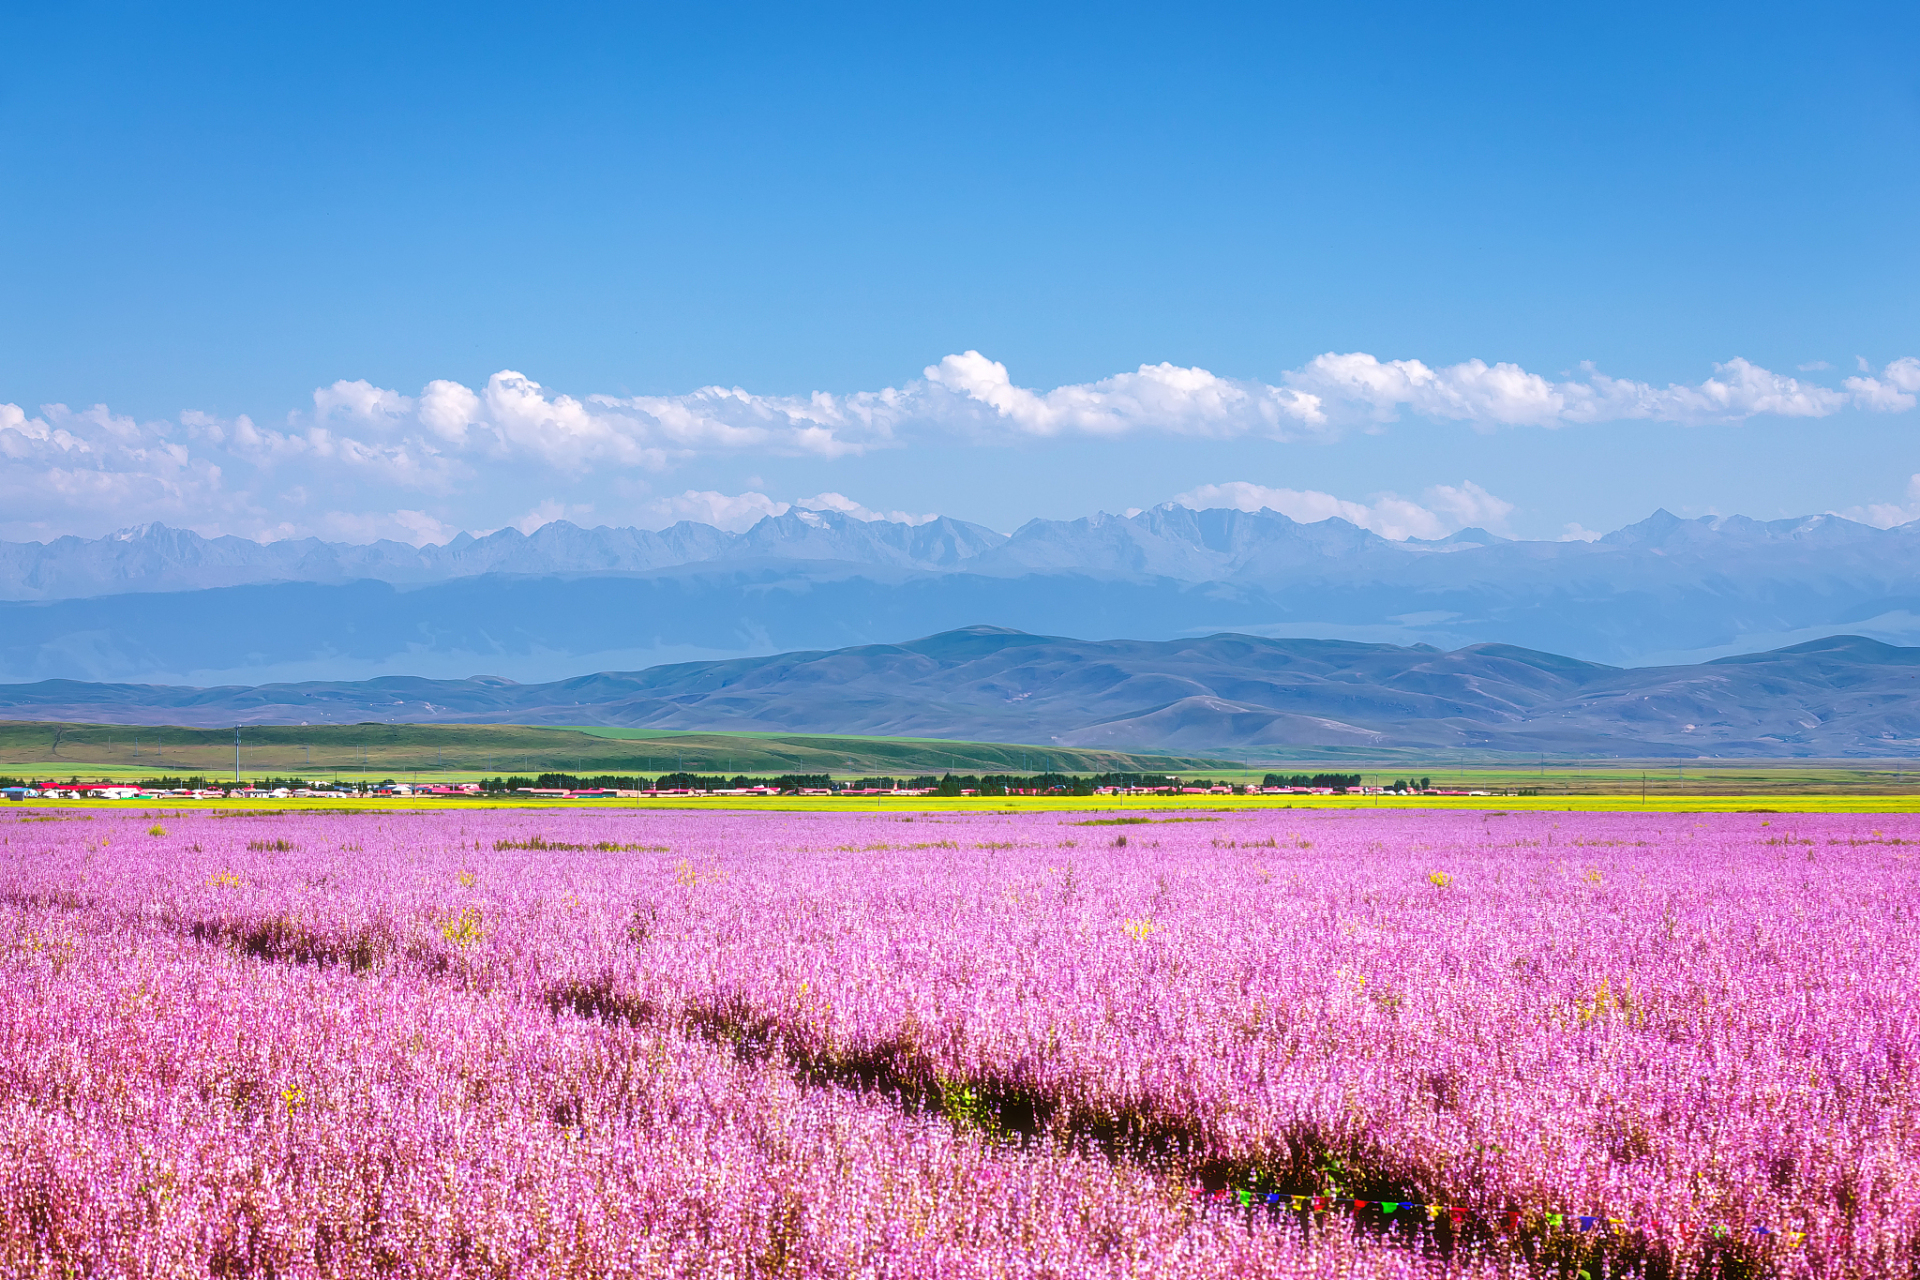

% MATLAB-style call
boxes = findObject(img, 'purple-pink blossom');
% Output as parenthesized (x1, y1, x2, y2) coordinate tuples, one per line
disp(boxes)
(1, 804, 1912, 1276)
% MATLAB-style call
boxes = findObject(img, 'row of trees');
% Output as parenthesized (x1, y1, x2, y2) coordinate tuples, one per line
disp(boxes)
(475, 771, 1267, 795)
(1262, 773, 1364, 790)
(475, 773, 896, 793)
(5, 769, 1442, 797)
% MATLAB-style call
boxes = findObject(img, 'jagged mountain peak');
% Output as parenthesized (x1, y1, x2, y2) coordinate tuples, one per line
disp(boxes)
(1601, 508, 1884, 550)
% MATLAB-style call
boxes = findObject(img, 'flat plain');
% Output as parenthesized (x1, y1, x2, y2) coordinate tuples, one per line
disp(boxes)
(0, 719, 1212, 782)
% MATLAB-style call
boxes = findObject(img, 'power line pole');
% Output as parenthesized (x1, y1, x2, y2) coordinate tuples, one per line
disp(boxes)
(234, 727, 241, 784)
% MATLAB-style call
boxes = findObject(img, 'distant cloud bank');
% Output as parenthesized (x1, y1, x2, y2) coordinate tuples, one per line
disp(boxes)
(1170, 480, 1515, 542)
(1, 350, 1915, 542)
(634, 490, 936, 534)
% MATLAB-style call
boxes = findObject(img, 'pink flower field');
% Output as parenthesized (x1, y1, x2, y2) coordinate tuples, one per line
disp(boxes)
(1, 803, 1916, 1277)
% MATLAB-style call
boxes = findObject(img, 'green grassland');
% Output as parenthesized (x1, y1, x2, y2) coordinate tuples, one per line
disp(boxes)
(4, 719, 1920, 810)
(0, 720, 1219, 782)
(12, 792, 1920, 816)
(1325, 759, 1920, 798)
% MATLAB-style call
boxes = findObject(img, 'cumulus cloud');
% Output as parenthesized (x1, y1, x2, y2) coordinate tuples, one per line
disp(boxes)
(309, 508, 461, 547)
(1278, 354, 1876, 430)
(1171, 479, 1514, 541)
(638, 489, 791, 532)
(0, 401, 230, 540)
(3, 349, 1917, 542)
(1837, 474, 1920, 530)
(1841, 357, 1920, 414)
(905, 350, 1915, 439)
(312, 379, 413, 424)
(505, 500, 597, 536)
(1421, 481, 1515, 531)
(630, 490, 935, 533)
(794, 492, 937, 525)
(922, 352, 1325, 438)
(281, 349, 1920, 480)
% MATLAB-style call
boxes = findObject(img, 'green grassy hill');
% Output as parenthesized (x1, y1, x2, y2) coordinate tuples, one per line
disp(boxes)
(0, 720, 1223, 782)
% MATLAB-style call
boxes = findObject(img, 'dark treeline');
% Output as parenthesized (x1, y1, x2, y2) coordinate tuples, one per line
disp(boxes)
(928, 772, 1224, 796)
(468, 771, 1249, 795)
(476, 773, 932, 793)
(1262, 773, 1362, 790)
(5, 770, 1377, 796)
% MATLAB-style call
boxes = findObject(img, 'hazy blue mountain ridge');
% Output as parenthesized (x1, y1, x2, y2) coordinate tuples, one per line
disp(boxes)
(4, 627, 1917, 757)
(14, 505, 1920, 603)
(3, 506, 1920, 682)
(0, 510, 1010, 600)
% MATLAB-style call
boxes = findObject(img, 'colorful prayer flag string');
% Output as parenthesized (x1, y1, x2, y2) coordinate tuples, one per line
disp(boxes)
(1193, 1185, 1818, 1249)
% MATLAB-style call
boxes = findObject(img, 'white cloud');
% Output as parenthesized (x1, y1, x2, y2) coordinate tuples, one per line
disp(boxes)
(309, 508, 461, 547)
(923, 351, 1326, 438)
(914, 350, 1919, 438)
(507, 499, 596, 536)
(637, 489, 790, 533)
(183, 404, 466, 490)
(1170, 479, 1514, 541)
(1421, 481, 1515, 531)
(313, 379, 413, 425)
(1559, 523, 1603, 543)
(795, 492, 937, 525)
(626, 489, 936, 533)
(1841, 357, 1920, 414)
(417, 380, 482, 444)
(1287, 354, 1563, 428)
(0, 401, 232, 541)
(1579, 357, 1852, 424)
(1837, 474, 1920, 529)
(1274, 353, 1881, 431)
(4, 348, 1917, 543)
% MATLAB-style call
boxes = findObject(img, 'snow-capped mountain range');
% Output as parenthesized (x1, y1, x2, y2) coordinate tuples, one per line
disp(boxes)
(2, 505, 1918, 684)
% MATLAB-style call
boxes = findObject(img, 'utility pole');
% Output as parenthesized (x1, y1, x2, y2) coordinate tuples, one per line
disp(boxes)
(234, 727, 241, 784)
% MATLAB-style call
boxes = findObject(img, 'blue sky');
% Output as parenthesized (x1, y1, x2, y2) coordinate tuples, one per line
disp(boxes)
(3, 0, 1918, 543)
